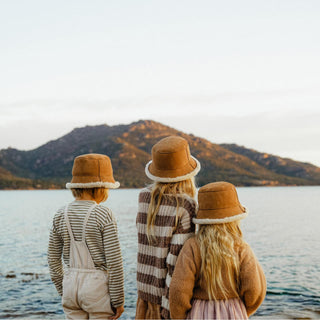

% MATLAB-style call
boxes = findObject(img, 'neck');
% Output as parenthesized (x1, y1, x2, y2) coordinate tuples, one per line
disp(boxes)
(76, 194, 98, 203)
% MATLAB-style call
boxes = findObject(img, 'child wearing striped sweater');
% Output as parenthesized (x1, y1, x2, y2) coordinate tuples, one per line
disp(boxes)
(135, 136, 201, 319)
(48, 154, 125, 320)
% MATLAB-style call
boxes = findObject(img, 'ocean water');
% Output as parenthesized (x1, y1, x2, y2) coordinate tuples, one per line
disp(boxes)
(0, 187, 319, 319)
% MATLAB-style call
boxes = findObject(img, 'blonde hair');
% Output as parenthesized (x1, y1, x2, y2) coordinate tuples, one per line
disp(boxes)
(71, 188, 109, 203)
(196, 221, 243, 300)
(146, 177, 196, 244)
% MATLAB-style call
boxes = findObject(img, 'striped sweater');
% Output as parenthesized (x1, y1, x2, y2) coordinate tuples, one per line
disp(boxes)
(47, 200, 124, 308)
(136, 188, 196, 319)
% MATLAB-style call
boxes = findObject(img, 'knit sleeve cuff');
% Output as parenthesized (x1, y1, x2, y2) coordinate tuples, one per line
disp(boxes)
(111, 298, 125, 308)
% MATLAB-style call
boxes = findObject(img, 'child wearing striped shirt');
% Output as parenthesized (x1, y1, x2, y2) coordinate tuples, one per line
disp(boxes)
(48, 154, 124, 320)
(135, 136, 201, 319)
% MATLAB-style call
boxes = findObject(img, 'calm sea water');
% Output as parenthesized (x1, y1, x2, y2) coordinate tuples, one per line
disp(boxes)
(0, 187, 319, 319)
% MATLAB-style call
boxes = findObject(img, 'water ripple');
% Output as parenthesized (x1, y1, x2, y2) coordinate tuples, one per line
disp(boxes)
(1, 188, 320, 319)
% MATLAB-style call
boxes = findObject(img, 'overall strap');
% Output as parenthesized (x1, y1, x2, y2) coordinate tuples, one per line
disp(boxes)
(64, 204, 75, 241)
(81, 203, 97, 242)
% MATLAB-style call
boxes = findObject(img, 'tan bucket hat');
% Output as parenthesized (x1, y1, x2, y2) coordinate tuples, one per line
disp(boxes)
(66, 153, 120, 189)
(145, 136, 201, 182)
(193, 181, 248, 224)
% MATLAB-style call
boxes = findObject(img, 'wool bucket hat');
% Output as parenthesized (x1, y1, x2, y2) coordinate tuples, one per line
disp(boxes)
(145, 135, 201, 183)
(66, 153, 120, 189)
(193, 181, 248, 224)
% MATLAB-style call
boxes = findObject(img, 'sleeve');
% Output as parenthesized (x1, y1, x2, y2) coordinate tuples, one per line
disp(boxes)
(103, 220, 125, 308)
(161, 199, 196, 318)
(239, 244, 267, 317)
(169, 239, 198, 319)
(47, 219, 64, 296)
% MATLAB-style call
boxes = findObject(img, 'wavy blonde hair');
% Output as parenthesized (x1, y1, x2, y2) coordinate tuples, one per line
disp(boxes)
(146, 177, 196, 244)
(196, 221, 243, 300)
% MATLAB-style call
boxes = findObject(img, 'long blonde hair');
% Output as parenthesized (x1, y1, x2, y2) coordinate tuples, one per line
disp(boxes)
(146, 178, 196, 243)
(196, 221, 243, 300)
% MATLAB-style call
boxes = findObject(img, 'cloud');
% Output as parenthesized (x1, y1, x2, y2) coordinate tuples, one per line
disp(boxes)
(1, 86, 319, 121)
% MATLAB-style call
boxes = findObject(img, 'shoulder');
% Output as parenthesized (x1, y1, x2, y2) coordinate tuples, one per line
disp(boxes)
(55, 205, 65, 216)
(51, 205, 67, 233)
(182, 195, 197, 206)
(177, 193, 196, 203)
(178, 194, 197, 216)
(238, 241, 258, 264)
(139, 187, 151, 203)
(177, 236, 201, 269)
(184, 236, 198, 248)
(94, 204, 115, 225)
(52, 205, 66, 224)
(181, 236, 199, 255)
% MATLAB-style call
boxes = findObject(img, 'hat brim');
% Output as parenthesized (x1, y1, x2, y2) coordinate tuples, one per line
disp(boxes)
(193, 207, 248, 224)
(66, 181, 120, 189)
(145, 156, 201, 182)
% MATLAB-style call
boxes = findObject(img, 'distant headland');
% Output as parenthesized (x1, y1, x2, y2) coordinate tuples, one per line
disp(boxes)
(1, 120, 320, 189)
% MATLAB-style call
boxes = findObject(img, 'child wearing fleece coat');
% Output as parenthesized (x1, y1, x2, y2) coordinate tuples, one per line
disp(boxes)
(169, 181, 266, 319)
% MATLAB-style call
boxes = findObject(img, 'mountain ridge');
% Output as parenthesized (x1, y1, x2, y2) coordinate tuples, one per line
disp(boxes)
(0, 120, 319, 189)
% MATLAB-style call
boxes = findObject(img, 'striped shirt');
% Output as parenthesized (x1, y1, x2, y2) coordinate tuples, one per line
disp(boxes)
(47, 200, 124, 308)
(136, 188, 196, 319)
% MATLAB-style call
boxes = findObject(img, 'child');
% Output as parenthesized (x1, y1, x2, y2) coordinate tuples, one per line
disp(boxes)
(48, 153, 125, 320)
(135, 136, 201, 320)
(169, 181, 266, 319)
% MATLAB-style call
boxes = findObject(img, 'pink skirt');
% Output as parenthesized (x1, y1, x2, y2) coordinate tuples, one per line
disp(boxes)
(186, 298, 248, 320)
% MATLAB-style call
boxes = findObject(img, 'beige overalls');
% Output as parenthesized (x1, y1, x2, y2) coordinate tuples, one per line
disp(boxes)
(62, 203, 114, 319)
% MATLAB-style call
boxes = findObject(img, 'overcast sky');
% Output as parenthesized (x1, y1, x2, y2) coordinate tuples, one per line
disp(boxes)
(1, 0, 319, 166)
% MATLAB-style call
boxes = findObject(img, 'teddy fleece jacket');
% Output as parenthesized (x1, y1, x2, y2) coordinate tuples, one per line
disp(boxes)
(169, 237, 266, 319)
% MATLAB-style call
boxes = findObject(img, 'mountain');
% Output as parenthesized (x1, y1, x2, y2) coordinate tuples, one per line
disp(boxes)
(0, 120, 319, 189)
(221, 143, 320, 184)
(0, 166, 34, 189)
